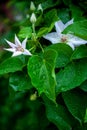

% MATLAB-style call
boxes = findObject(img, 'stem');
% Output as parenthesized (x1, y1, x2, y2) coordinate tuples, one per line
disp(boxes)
(31, 23, 44, 53)
(38, 41, 44, 53)
(32, 23, 36, 34)
(29, 45, 36, 51)
(32, 23, 37, 41)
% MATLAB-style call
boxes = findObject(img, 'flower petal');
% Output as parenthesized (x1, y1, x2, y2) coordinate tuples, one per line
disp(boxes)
(5, 39, 16, 48)
(67, 42, 75, 50)
(23, 49, 32, 56)
(43, 32, 60, 43)
(4, 48, 16, 52)
(64, 19, 74, 29)
(22, 38, 27, 49)
(55, 20, 65, 34)
(15, 34, 21, 46)
(69, 35, 87, 46)
(12, 51, 22, 57)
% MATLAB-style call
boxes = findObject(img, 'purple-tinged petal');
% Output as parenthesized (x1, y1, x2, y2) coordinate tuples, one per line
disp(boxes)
(5, 39, 16, 48)
(64, 19, 74, 29)
(23, 49, 32, 55)
(12, 51, 22, 57)
(43, 32, 60, 43)
(69, 35, 87, 46)
(67, 42, 75, 50)
(55, 20, 65, 34)
(15, 34, 21, 46)
(22, 38, 27, 49)
(4, 48, 16, 52)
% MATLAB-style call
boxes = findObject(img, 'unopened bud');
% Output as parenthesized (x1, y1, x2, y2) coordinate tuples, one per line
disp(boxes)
(30, 13, 36, 23)
(30, 92, 37, 101)
(37, 4, 43, 12)
(30, 1, 36, 11)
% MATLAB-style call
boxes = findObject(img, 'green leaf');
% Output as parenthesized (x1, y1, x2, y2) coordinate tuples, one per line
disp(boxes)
(37, 9, 58, 37)
(43, 95, 73, 130)
(56, 59, 87, 93)
(84, 109, 87, 123)
(69, 5, 85, 21)
(62, 90, 87, 124)
(71, 45, 87, 60)
(27, 49, 57, 102)
(37, 22, 55, 37)
(63, 20, 87, 40)
(9, 72, 32, 91)
(35, 14, 43, 27)
(0, 57, 24, 75)
(57, 8, 70, 23)
(46, 44, 73, 68)
(44, 9, 58, 26)
(18, 27, 32, 38)
(63, 0, 72, 5)
(37, 27, 49, 37)
(78, 0, 87, 10)
(42, 0, 61, 10)
(79, 80, 87, 92)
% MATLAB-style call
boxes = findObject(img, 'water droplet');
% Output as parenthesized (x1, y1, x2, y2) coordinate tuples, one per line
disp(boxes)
(32, 63, 41, 70)
(33, 71, 36, 75)
(42, 75, 46, 80)
(78, 70, 81, 76)
(39, 73, 46, 81)
(61, 86, 65, 91)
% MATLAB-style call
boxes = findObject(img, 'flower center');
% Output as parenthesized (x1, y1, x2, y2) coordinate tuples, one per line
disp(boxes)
(61, 35, 67, 43)
(16, 46, 24, 52)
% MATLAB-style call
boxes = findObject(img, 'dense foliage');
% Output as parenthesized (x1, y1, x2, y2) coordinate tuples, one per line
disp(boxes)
(0, 0, 87, 130)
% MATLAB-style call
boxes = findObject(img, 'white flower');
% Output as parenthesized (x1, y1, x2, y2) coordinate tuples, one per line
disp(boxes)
(30, 13, 36, 23)
(43, 19, 87, 50)
(4, 35, 32, 57)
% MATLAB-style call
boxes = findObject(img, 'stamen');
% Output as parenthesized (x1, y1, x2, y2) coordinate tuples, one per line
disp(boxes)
(61, 35, 67, 43)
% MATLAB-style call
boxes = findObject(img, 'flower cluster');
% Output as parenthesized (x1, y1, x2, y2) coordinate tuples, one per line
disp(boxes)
(4, 2, 87, 57)
(30, 1, 43, 24)
(4, 2, 44, 57)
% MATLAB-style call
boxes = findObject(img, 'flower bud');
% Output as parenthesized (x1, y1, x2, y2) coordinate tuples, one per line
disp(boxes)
(37, 4, 43, 12)
(30, 92, 37, 101)
(30, 1, 36, 11)
(30, 13, 36, 23)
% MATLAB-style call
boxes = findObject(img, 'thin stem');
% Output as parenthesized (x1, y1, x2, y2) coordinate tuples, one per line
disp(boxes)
(38, 41, 44, 53)
(31, 23, 37, 41)
(31, 23, 44, 53)
(32, 23, 36, 34)
(29, 45, 36, 51)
